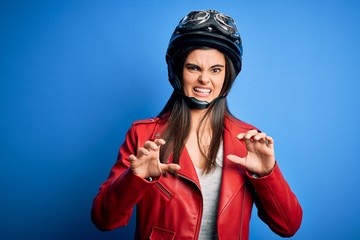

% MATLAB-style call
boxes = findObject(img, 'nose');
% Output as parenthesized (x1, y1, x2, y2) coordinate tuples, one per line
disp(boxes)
(198, 73, 210, 84)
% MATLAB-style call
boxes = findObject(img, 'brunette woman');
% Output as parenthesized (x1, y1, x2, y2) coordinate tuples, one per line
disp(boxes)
(92, 10, 302, 239)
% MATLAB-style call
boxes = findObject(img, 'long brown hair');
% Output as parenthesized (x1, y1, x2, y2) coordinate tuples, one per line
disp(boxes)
(158, 46, 237, 173)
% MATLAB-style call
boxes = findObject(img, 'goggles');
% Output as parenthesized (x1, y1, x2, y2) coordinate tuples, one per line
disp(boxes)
(178, 10, 239, 39)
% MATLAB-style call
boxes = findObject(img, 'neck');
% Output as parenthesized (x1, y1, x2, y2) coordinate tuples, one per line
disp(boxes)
(190, 108, 211, 131)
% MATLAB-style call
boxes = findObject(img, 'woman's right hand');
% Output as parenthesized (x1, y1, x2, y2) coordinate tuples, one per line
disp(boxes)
(129, 139, 181, 180)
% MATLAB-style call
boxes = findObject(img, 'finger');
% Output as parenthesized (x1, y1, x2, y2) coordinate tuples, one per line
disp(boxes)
(265, 136, 274, 146)
(243, 129, 260, 140)
(137, 147, 150, 157)
(129, 154, 137, 162)
(160, 163, 181, 173)
(226, 154, 246, 167)
(237, 129, 258, 140)
(154, 138, 166, 146)
(144, 141, 159, 151)
(253, 132, 267, 141)
(237, 133, 246, 139)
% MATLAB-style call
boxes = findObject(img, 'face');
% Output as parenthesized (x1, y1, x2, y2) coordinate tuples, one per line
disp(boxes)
(182, 48, 226, 103)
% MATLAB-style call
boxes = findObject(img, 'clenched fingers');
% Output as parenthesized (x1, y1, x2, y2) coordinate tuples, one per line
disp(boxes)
(237, 129, 258, 140)
(237, 130, 274, 147)
(136, 139, 166, 157)
(143, 139, 166, 150)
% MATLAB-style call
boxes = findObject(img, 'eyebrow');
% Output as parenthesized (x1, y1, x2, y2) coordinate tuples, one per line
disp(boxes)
(185, 63, 225, 68)
(210, 64, 225, 68)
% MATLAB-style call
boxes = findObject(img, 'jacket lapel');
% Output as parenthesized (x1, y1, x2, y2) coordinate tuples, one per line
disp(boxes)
(218, 117, 248, 215)
(177, 148, 201, 190)
(151, 118, 201, 189)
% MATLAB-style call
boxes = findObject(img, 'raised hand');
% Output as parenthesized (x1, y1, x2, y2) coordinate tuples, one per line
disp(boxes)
(129, 139, 180, 179)
(227, 129, 276, 177)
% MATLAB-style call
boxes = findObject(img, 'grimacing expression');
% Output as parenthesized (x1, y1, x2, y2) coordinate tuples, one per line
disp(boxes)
(182, 48, 226, 103)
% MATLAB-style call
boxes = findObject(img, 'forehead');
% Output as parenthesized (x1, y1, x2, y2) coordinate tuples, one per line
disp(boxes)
(185, 48, 225, 65)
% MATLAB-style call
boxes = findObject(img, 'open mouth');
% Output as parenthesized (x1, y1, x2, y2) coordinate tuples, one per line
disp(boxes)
(194, 87, 211, 94)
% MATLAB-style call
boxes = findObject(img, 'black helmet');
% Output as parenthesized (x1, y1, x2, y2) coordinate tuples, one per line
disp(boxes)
(166, 10, 243, 92)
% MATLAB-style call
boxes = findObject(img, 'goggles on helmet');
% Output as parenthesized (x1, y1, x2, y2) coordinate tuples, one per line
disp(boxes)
(177, 10, 240, 41)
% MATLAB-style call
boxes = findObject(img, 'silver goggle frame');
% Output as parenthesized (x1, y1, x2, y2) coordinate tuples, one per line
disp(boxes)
(179, 10, 239, 37)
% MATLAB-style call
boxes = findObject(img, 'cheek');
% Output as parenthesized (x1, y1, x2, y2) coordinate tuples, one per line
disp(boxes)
(182, 72, 194, 88)
(215, 75, 226, 90)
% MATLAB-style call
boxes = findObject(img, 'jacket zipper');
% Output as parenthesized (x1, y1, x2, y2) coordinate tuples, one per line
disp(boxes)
(155, 182, 172, 199)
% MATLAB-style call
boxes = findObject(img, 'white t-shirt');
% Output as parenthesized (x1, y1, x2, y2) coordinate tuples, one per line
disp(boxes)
(195, 143, 223, 240)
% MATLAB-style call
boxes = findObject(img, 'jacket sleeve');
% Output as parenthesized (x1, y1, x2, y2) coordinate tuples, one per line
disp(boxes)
(247, 163, 303, 237)
(91, 124, 157, 231)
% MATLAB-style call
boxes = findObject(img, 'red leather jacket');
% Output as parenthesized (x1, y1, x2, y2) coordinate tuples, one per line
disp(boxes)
(92, 115, 302, 239)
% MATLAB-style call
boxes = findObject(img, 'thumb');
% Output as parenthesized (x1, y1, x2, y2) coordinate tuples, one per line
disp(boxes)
(160, 163, 181, 173)
(227, 154, 247, 167)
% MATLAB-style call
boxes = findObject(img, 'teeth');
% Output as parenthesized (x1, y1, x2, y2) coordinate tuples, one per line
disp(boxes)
(194, 88, 211, 93)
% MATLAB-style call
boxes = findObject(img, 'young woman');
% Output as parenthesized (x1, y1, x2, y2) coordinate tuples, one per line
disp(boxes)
(92, 10, 302, 239)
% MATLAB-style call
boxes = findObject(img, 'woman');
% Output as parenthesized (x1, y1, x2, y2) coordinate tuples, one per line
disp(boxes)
(92, 10, 302, 239)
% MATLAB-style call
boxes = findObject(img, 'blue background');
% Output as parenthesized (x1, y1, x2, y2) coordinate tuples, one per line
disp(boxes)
(1, 0, 360, 239)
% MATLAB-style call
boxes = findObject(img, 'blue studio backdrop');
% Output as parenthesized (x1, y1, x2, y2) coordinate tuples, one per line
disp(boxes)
(1, 0, 360, 239)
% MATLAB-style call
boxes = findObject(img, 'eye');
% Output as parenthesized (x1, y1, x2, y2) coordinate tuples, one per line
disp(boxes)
(186, 64, 200, 71)
(212, 67, 222, 73)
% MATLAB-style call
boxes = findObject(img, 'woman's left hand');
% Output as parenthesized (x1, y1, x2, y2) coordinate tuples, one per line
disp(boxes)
(227, 129, 276, 177)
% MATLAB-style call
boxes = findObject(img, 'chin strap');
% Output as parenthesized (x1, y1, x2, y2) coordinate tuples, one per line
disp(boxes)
(177, 91, 226, 110)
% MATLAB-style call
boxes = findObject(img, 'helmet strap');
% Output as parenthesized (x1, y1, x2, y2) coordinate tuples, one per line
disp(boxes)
(176, 91, 225, 110)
